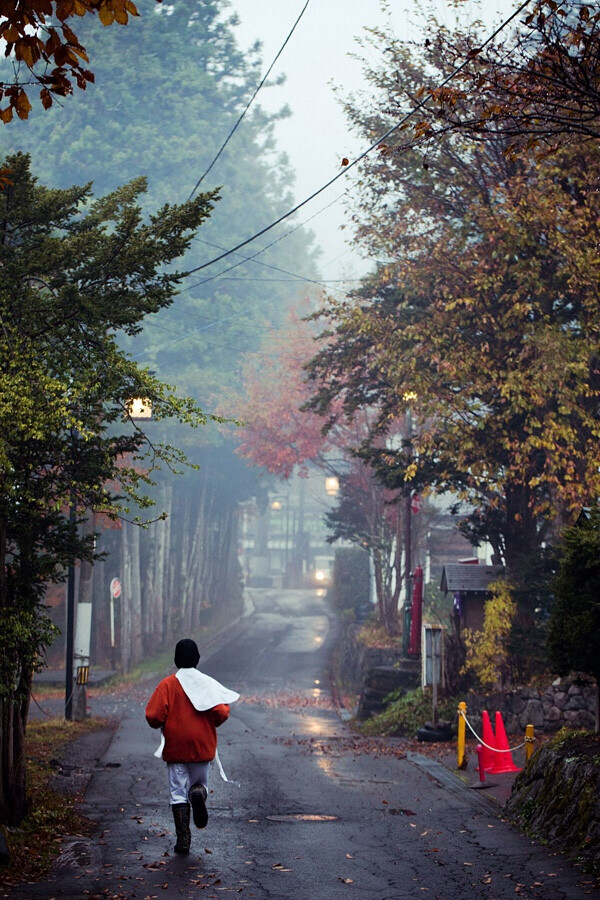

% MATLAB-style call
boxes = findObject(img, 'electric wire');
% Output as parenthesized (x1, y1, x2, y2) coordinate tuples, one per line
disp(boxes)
(184, 0, 534, 277)
(187, 0, 312, 201)
(137, 1, 536, 366)
(184, 189, 350, 294)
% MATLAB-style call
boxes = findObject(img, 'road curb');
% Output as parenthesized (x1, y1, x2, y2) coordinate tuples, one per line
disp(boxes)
(405, 751, 501, 815)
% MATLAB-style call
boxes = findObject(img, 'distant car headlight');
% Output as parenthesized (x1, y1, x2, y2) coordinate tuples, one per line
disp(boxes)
(314, 569, 326, 582)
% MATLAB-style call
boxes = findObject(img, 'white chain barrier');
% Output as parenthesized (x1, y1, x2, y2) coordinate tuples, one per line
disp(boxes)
(458, 707, 530, 753)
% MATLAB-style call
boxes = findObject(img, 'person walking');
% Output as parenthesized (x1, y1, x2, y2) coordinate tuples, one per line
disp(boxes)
(145, 638, 239, 854)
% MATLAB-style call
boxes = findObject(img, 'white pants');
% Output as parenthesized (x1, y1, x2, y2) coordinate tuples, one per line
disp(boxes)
(167, 761, 210, 805)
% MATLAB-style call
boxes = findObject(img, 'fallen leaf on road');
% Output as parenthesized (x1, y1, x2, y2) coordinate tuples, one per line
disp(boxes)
(346, 853, 354, 859)
(338, 877, 354, 884)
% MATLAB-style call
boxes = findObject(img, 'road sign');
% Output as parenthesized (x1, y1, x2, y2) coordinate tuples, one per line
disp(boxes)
(110, 577, 122, 599)
(410, 493, 422, 514)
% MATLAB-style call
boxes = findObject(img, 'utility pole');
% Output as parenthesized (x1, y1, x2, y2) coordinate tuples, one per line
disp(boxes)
(65, 502, 76, 721)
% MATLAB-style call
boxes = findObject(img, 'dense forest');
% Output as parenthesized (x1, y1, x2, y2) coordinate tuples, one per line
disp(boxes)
(0, 0, 318, 670)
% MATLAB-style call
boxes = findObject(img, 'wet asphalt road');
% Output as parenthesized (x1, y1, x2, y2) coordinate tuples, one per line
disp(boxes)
(12, 588, 597, 899)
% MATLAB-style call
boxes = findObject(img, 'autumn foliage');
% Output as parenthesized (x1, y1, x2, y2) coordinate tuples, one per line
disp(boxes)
(0, 0, 145, 122)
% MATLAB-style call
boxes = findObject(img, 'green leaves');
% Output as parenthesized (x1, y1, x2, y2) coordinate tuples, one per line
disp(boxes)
(0, 152, 221, 696)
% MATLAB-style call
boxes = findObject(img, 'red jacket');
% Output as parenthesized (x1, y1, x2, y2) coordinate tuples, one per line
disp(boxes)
(145, 673, 230, 763)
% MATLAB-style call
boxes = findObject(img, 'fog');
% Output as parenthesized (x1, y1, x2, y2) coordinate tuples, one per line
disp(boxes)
(230, 0, 517, 280)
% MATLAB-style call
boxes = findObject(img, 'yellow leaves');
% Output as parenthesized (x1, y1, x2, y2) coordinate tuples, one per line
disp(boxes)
(462, 581, 517, 690)
(404, 462, 418, 482)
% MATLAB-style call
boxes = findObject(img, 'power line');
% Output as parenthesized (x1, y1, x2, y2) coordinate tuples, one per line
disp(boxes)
(184, 190, 349, 295)
(187, 0, 312, 201)
(184, 0, 534, 277)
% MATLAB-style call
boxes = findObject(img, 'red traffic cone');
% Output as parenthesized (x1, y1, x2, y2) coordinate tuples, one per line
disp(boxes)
(488, 711, 521, 774)
(480, 710, 496, 772)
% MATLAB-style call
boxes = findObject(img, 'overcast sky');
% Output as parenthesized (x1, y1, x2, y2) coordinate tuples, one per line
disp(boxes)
(229, 0, 517, 284)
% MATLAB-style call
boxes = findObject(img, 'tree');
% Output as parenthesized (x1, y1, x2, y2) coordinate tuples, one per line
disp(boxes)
(368, 0, 600, 159)
(0, 152, 219, 825)
(307, 21, 600, 590)
(2, 0, 319, 665)
(462, 580, 517, 691)
(0, 0, 155, 122)
(547, 507, 600, 732)
(227, 303, 410, 635)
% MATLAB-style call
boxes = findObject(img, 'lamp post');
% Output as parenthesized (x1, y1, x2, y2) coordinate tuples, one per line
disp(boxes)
(402, 392, 418, 656)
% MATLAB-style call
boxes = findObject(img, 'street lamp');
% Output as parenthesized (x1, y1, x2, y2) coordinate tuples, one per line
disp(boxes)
(325, 476, 339, 496)
(126, 396, 153, 419)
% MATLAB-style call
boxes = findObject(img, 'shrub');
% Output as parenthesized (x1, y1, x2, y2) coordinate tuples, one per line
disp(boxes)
(462, 579, 516, 690)
(358, 687, 458, 737)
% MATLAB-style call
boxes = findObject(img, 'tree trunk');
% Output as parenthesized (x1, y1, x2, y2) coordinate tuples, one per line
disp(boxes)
(120, 525, 132, 673)
(129, 523, 143, 666)
(0, 671, 30, 826)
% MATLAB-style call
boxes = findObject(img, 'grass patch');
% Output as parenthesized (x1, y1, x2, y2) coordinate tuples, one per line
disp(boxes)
(0, 717, 107, 889)
(99, 648, 175, 690)
(358, 687, 459, 737)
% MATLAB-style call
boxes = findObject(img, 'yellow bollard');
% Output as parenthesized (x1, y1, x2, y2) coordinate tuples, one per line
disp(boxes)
(525, 723, 535, 763)
(457, 701, 467, 769)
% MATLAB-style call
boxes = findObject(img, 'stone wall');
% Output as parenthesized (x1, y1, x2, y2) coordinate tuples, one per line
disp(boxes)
(464, 674, 597, 735)
(335, 623, 405, 693)
(505, 731, 600, 872)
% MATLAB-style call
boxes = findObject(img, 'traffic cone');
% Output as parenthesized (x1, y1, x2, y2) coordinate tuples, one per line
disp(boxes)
(469, 743, 498, 791)
(480, 710, 496, 772)
(488, 711, 521, 774)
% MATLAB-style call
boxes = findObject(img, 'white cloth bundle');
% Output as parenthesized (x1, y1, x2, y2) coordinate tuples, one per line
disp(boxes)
(153, 669, 240, 786)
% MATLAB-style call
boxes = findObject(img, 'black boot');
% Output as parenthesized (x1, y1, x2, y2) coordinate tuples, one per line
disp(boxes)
(190, 783, 208, 829)
(172, 802, 191, 854)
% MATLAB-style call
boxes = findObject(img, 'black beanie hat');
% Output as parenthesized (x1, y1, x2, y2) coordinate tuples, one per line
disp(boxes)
(174, 638, 200, 669)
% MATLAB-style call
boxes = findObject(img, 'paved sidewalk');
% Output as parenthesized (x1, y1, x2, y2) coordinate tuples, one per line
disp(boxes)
(435, 740, 527, 807)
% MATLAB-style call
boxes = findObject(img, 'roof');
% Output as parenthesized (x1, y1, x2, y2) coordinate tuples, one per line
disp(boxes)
(440, 564, 505, 594)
